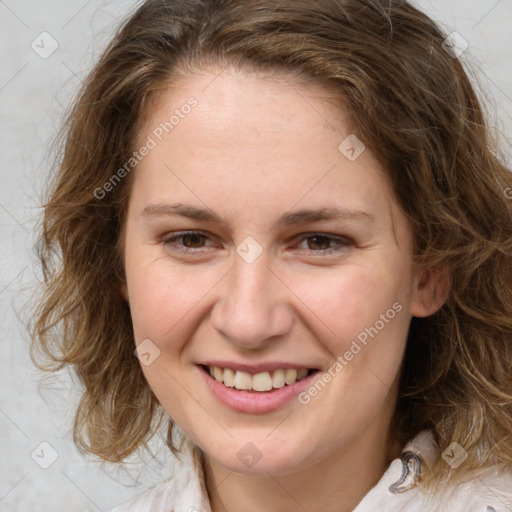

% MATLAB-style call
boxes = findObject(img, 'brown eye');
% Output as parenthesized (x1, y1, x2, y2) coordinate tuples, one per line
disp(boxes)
(162, 231, 214, 254)
(180, 233, 208, 248)
(295, 233, 352, 255)
(306, 235, 333, 251)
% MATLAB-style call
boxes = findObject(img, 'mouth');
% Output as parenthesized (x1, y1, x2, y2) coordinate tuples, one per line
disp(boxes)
(197, 362, 322, 413)
(200, 364, 319, 393)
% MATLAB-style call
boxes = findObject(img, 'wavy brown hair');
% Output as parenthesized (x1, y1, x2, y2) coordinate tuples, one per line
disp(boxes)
(30, 0, 512, 495)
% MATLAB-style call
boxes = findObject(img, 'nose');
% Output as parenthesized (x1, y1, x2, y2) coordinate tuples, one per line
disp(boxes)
(210, 253, 294, 350)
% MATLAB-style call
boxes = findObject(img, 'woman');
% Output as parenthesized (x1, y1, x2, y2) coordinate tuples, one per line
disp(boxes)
(31, 0, 512, 510)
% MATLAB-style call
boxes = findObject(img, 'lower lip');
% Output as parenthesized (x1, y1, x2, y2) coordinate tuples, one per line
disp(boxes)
(198, 366, 319, 414)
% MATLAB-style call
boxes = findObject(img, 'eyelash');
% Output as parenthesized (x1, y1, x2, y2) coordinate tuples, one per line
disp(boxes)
(161, 231, 352, 256)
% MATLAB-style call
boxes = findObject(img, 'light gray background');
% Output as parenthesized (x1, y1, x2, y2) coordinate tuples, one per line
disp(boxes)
(1, 1, 511, 511)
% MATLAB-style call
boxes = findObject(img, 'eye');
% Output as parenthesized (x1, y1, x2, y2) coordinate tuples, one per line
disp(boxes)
(293, 233, 352, 255)
(161, 231, 215, 254)
(161, 231, 352, 256)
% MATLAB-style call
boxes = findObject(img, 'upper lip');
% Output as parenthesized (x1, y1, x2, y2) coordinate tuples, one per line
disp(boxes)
(198, 361, 318, 375)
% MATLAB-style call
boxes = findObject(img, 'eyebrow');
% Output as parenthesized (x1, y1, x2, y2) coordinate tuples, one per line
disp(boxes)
(141, 202, 375, 230)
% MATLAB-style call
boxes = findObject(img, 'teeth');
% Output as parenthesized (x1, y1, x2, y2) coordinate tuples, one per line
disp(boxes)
(272, 369, 285, 388)
(297, 368, 308, 380)
(252, 372, 273, 392)
(234, 370, 252, 390)
(285, 368, 297, 385)
(223, 368, 235, 387)
(207, 366, 310, 392)
(214, 367, 223, 383)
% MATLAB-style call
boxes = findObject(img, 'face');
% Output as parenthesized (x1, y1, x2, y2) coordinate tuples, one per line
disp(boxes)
(121, 67, 441, 476)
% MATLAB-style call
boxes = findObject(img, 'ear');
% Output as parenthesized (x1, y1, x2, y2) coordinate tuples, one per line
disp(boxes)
(410, 267, 450, 317)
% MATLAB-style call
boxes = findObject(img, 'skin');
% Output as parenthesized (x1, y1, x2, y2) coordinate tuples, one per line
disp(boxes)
(120, 67, 448, 512)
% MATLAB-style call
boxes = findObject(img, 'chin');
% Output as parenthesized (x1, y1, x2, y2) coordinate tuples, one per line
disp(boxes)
(203, 437, 314, 477)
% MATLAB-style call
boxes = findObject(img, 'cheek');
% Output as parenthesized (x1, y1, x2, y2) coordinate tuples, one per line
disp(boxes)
(126, 261, 213, 417)
(126, 257, 214, 341)
(289, 256, 412, 352)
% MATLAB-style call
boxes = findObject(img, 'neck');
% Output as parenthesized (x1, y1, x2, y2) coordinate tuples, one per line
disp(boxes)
(203, 424, 403, 512)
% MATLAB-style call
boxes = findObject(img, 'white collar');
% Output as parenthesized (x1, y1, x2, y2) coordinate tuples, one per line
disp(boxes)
(174, 429, 439, 512)
(112, 429, 512, 511)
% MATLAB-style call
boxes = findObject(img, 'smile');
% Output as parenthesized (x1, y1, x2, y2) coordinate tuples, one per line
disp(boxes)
(198, 363, 321, 413)
(204, 365, 313, 392)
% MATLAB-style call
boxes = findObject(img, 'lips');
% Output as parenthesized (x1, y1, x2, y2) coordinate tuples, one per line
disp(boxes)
(198, 363, 320, 414)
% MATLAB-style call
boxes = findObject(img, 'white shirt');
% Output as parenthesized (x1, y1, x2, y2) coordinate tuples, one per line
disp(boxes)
(101, 430, 512, 512)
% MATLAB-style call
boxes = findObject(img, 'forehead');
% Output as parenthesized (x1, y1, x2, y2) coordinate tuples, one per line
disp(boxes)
(141, 68, 345, 145)
(130, 69, 397, 230)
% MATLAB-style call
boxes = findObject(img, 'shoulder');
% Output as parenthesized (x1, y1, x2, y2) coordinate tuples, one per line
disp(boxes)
(441, 464, 512, 512)
(102, 435, 211, 512)
(354, 431, 512, 512)
(106, 478, 176, 512)
(404, 431, 512, 511)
